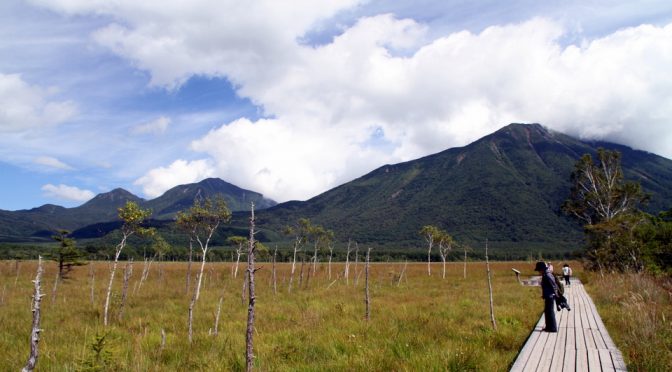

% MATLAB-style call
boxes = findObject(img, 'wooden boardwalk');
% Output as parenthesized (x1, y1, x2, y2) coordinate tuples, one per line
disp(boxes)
(510, 279, 627, 371)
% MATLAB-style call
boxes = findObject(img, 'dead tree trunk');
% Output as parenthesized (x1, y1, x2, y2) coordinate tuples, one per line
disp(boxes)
(22, 256, 44, 372)
(186, 236, 194, 295)
(354, 243, 360, 286)
(118, 258, 133, 321)
(344, 240, 352, 285)
(364, 248, 371, 321)
(272, 246, 277, 295)
(298, 257, 305, 289)
(234, 244, 243, 278)
(327, 244, 334, 280)
(288, 237, 301, 293)
(104, 234, 129, 326)
(135, 255, 154, 295)
(485, 239, 497, 331)
(213, 295, 223, 336)
(397, 261, 407, 287)
(51, 264, 60, 303)
(89, 263, 95, 305)
(463, 248, 467, 279)
(245, 203, 257, 371)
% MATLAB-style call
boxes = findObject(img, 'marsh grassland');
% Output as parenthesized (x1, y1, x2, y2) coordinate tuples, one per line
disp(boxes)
(2, 259, 563, 371)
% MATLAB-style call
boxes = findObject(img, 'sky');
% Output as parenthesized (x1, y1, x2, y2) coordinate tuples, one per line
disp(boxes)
(1, 0, 671, 211)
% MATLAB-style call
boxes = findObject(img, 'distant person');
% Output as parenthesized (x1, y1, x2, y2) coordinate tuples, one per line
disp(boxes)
(547, 261, 554, 273)
(562, 264, 572, 286)
(535, 261, 559, 332)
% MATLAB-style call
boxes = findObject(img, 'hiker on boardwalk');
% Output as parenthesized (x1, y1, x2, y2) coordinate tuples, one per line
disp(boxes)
(562, 263, 572, 285)
(535, 261, 559, 332)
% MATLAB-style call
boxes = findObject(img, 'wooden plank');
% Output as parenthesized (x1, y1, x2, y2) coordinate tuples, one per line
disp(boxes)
(592, 329, 607, 350)
(549, 343, 566, 372)
(611, 349, 627, 372)
(576, 349, 589, 372)
(584, 328, 597, 350)
(564, 349, 577, 372)
(538, 331, 559, 369)
(565, 327, 576, 350)
(599, 348, 616, 371)
(587, 349, 601, 371)
(521, 332, 550, 372)
(510, 316, 546, 371)
(511, 278, 628, 372)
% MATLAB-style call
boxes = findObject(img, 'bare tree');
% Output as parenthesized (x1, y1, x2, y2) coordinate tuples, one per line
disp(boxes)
(272, 245, 278, 295)
(227, 236, 248, 278)
(245, 203, 259, 371)
(364, 248, 372, 321)
(118, 258, 133, 321)
(22, 256, 44, 372)
(177, 196, 231, 343)
(103, 201, 153, 326)
(344, 239, 352, 285)
(485, 239, 497, 331)
(284, 219, 309, 293)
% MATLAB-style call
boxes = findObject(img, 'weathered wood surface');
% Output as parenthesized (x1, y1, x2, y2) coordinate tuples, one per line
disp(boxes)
(510, 279, 626, 372)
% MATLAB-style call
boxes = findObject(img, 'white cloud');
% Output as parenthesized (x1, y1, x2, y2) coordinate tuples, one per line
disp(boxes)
(22, 1, 672, 201)
(41, 183, 94, 202)
(0, 73, 76, 133)
(33, 156, 73, 170)
(134, 158, 215, 198)
(131, 116, 170, 135)
(190, 118, 388, 202)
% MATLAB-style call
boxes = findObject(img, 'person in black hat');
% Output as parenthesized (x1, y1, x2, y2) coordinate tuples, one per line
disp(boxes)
(535, 261, 559, 332)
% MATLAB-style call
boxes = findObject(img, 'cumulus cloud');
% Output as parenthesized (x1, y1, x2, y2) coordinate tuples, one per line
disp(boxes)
(134, 159, 215, 198)
(41, 183, 95, 202)
(26, 1, 672, 201)
(33, 156, 73, 170)
(131, 116, 170, 135)
(0, 73, 76, 133)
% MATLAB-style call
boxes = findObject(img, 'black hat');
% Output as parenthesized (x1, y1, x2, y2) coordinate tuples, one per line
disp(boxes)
(534, 261, 547, 272)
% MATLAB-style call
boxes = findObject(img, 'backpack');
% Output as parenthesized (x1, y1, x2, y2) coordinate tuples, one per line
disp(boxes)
(554, 275, 565, 296)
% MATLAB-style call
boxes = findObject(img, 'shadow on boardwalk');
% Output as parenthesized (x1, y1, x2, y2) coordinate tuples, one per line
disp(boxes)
(510, 279, 627, 372)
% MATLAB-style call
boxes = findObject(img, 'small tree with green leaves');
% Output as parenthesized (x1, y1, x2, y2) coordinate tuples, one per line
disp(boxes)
(437, 231, 454, 279)
(103, 201, 153, 326)
(420, 225, 441, 276)
(176, 196, 231, 342)
(50, 230, 85, 301)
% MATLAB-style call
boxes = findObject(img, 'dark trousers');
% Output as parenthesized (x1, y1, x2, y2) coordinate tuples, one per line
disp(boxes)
(544, 297, 557, 332)
(564, 275, 570, 285)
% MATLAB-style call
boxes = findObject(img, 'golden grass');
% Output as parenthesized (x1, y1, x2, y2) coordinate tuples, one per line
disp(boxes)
(1, 259, 562, 371)
(583, 272, 672, 371)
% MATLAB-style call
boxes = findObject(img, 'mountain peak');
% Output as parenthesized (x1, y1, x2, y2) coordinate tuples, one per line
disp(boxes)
(78, 188, 144, 211)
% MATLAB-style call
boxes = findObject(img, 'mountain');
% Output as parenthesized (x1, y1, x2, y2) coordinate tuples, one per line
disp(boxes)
(146, 178, 276, 219)
(241, 124, 672, 256)
(0, 178, 276, 242)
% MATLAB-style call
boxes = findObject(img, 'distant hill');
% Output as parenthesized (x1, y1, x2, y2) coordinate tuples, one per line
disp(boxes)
(2, 124, 671, 259)
(0, 178, 276, 242)
(237, 123, 672, 256)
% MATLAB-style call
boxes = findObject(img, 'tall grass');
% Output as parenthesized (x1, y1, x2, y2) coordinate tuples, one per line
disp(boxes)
(2, 259, 552, 370)
(584, 272, 672, 371)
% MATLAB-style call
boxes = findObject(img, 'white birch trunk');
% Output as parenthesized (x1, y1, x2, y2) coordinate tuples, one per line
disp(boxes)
(103, 234, 128, 326)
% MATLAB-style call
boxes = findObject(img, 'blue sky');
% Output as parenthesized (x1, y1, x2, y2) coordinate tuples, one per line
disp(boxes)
(1, 0, 671, 211)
